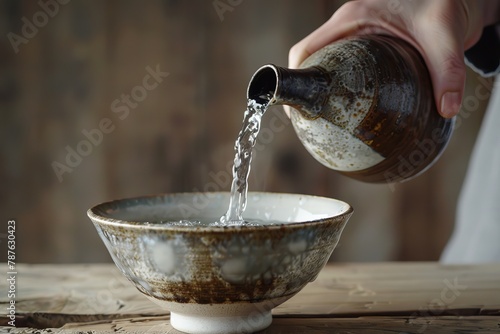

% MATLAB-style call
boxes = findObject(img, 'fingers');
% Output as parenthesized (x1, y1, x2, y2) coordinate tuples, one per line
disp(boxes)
(288, 1, 416, 68)
(288, 0, 476, 118)
(289, 1, 374, 68)
(414, 2, 468, 118)
(427, 47, 466, 118)
(288, 15, 340, 68)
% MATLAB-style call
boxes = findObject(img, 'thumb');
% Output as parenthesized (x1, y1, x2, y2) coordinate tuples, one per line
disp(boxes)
(423, 42, 466, 119)
(415, 15, 467, 118)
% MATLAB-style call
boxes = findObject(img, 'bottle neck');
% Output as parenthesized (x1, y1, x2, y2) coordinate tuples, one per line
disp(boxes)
(247, 64, 331, 119)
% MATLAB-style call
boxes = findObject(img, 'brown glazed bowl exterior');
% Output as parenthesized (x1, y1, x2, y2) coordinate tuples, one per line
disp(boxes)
(87, 192, 352, 333)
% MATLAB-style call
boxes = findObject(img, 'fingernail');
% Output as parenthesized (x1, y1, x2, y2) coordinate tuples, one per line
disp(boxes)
(440, 92, 462, 118)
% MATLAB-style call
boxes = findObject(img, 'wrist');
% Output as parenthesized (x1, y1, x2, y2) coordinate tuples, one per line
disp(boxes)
(479, 0, 500, 26)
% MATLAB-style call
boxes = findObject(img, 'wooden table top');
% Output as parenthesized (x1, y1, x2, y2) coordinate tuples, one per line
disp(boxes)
(1, 262, 499, 333)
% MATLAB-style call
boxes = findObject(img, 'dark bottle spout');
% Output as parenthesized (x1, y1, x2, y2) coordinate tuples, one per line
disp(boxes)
(247, 64, 332, 119)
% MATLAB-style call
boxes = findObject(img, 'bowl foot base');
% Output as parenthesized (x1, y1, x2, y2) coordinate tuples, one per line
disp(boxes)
(170, 310, 272, 334)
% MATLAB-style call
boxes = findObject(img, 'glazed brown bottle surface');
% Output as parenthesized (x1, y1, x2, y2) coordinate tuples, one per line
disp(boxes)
(248, 35, 454, 183)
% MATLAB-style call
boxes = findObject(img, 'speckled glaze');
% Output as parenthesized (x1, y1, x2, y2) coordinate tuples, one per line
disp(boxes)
(248, 35, 454, 183)
(88, 192, 353, 334)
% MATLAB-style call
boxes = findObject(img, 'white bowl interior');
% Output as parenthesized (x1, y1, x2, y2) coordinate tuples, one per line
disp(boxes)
(104, 192, 351, 225)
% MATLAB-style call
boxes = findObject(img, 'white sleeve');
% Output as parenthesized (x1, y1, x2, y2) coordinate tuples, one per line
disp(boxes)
(441, 76, 500, 263)
(464, 24, 500, 77)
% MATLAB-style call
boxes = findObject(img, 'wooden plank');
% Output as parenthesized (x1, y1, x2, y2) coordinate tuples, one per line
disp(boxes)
(4, 316, 500, 333)
(279, 262, 500, 316)
(1, 263, 499, 330)
(2, 264, 163, 318)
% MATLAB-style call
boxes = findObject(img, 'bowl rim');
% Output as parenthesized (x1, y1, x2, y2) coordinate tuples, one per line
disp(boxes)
(87, 191, 354, 232)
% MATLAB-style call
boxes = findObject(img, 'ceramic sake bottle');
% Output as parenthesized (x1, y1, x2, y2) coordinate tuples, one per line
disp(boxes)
(247, 34, 454, 183)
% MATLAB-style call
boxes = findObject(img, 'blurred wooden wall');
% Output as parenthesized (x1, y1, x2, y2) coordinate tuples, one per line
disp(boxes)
(0, 0, 493, 263)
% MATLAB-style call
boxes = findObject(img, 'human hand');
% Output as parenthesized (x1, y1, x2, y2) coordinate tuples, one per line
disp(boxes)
(289, 0, 499, 118)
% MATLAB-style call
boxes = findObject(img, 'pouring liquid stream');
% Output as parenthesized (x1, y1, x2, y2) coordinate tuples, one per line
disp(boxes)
(151, 96, 277, 227)
(217, 98, 270, 226)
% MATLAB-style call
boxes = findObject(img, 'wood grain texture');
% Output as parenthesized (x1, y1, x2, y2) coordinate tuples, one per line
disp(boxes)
(1, 263, 499, 332)
(5, 316, 500, 333)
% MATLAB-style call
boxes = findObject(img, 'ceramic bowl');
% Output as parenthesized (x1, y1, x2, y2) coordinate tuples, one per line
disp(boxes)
(88, 192, 353, 334)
